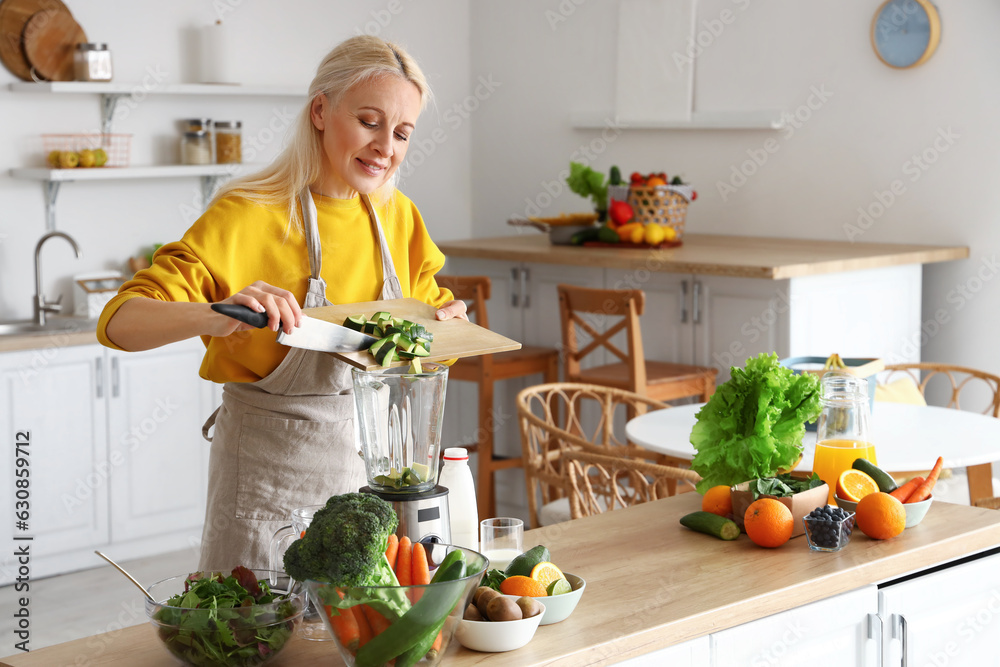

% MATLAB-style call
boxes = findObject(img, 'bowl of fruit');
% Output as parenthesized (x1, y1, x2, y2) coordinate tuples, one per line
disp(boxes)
(457, 589, 545, 652)
(486, 545, 586, 626)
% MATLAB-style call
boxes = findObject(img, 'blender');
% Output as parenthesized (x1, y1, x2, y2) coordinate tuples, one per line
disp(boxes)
(352, 362, 452, 545)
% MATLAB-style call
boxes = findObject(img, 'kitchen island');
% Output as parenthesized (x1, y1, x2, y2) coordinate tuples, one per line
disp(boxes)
(5, 494, 999, 666)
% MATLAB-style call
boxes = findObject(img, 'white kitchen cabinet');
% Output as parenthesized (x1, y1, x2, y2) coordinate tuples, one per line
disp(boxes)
(710, 585, 879, 666)
(0, 345, 109, 584)
(0, 339, 213, 584)
(613, 635, 711, 665)
(879, 549, 1000, 666)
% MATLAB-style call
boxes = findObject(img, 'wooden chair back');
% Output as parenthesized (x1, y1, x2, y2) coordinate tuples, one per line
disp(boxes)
(435, 275, 491, 329)
(882, 363, 1000, 417)
(557, 284, 647, 391)
(974, 497, 1000, 510)
(564, 449, 700, 520)
(516, 382, 675, 528)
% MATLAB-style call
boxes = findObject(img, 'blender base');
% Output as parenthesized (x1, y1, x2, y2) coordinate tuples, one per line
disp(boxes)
(360, 485, 452, 546)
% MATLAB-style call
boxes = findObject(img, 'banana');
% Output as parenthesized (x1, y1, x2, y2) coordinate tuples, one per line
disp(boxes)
(823, 353, 848, 371)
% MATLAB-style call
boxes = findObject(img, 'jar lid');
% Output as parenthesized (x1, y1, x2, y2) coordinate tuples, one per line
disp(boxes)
(184, 130, 208, 138)
(443, 447, 468, 461)
(214, 120, 242, 129)
(76, 43, 109, 51)
(183, 118, 212, 125)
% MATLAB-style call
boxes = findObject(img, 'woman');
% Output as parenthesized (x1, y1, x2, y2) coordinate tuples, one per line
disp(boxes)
(97, 35, 466, 570)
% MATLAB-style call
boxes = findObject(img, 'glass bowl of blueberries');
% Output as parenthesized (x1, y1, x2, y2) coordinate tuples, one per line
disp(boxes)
(803, 505, 855, 552)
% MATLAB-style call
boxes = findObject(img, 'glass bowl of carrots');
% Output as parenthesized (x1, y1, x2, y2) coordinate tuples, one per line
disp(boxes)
(306, 542, 487, 667)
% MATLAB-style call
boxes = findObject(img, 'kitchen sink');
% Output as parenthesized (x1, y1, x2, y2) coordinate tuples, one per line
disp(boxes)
(0, 318, 98, 337)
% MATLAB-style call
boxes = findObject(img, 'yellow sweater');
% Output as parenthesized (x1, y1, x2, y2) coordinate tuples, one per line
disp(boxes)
(98, 192, 453, 383)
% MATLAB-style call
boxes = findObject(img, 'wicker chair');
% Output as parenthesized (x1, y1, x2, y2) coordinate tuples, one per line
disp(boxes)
(880, 363, 1000, 504)
(516, 382, 689, 528)
(564, 449, 701, 520)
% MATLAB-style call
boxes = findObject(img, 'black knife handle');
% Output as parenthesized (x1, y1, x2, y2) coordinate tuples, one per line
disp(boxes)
(211, 303, 270, 329)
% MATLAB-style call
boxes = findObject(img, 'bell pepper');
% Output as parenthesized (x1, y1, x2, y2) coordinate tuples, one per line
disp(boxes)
(609, 199, 634, 226)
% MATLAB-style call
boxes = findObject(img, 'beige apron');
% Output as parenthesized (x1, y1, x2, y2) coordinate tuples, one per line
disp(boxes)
(198, 190, 404, 570)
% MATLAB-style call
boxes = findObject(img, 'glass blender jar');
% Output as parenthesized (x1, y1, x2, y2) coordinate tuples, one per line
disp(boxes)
(812, 371, 877, 504)
(352, 362, 452, 544)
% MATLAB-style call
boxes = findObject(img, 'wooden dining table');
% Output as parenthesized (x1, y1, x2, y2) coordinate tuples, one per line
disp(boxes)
(625, 401, 1000, 503)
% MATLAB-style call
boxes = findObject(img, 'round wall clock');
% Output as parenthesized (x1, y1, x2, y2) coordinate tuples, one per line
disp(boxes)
(871, 0, 941, 69)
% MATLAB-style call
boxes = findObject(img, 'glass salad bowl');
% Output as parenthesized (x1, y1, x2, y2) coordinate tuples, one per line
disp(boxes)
(145, 568, 306, 667)
(306, 544, 487, 666)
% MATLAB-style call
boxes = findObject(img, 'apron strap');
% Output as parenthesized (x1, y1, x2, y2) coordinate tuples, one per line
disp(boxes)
(202, 405, 221, 442)
(299, 189, 330, 304)
(360, 194, 404, 300)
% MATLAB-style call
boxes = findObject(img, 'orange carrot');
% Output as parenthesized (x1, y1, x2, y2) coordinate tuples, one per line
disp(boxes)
(411, 542, 430, 585)
(429, 629, 443, 656)
(325, 592, 360, 651)
(396, 536, 412, 586)
(889, 476, 924, 502)
(385, 533, 399, 572)
(361, 604, 391, 637)
(300, 530, 306, 538)
(906, 457, 943, 503)
(351, 605, 373, 648)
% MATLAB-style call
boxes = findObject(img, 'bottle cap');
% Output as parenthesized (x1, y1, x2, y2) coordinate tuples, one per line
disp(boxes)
(443, 447, 468, 461)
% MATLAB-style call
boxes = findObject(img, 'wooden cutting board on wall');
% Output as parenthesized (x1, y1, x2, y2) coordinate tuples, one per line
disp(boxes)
(0, 0, 73, 80)
(304, 297, 522, 371)
(22, 7, 85, 81)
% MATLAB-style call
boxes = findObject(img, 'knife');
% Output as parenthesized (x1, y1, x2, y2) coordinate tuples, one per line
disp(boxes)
(211, 303, 378, 353)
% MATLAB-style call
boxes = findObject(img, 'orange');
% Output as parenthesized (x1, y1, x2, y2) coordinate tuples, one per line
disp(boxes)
(645, 176, 668, 187)
(744, 498, 794, 548)
(529, 562, 564, 590)
(499, 575, 547, 597)
(836, 469, 880, 502)
(701, 485, 733, 518)
(855, 492, 906, 540)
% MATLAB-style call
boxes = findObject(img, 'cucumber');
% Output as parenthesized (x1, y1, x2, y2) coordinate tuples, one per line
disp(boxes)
(852, 458, 898, 493)
(343, 314, 367, 331)
(679, 511, 740, 541)
(570, 226, 601, 245)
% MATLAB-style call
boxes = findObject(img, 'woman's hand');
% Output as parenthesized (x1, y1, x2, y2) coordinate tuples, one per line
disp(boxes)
(435, 299, 468, 321)
(212, 281, 303, 336)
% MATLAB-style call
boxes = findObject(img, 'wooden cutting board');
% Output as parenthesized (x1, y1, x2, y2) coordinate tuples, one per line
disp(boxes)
(305, 297, 522, 371)
(22, 7, 85, 81)
(0, 0, 72, 80)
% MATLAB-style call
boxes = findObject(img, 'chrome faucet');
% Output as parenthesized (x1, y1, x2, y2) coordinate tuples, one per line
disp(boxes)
(34, 231, 83, 326)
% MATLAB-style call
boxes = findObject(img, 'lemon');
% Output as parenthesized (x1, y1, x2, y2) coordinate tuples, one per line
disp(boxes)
(630, 225, 645, 244)
(546, 578, 572, 596)
(662, 225, 677, 242)
(644, 223, 665, 246)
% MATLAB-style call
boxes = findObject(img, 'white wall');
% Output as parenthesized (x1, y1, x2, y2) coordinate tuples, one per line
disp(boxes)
(468, 0, 1000, 375)
(0, 0, 471, 321)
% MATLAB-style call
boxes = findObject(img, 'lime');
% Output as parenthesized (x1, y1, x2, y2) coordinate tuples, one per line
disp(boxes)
(546, 578, 572, 596)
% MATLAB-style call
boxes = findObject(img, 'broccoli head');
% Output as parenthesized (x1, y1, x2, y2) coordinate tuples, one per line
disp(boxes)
(283, 492, 399, 586)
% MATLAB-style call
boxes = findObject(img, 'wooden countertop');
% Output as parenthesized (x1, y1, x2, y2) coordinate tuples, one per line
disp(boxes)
(438, 234, 969, 279)
(5, 494, 999, 667)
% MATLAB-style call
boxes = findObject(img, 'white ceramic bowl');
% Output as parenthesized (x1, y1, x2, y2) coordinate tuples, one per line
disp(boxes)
(502, 572, 586, 625)
(455, 601, 545, 652)
(835, 494, 933, 528)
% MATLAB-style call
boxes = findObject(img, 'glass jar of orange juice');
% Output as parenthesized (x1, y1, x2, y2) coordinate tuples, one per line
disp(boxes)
(812, 372, 875, 504)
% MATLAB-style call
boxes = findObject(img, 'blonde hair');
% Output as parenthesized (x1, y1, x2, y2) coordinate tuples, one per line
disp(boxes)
(210, 35, 431, 231)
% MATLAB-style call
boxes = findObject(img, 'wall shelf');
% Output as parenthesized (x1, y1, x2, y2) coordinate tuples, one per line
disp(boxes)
(10, 164, 267, 230)
(570, 110, 787, 130)
(8, 82, 305, 96)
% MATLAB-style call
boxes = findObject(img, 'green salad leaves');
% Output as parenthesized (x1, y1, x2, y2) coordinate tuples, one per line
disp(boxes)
(153, 566, 301, 667)
(691, 353, 821, 493)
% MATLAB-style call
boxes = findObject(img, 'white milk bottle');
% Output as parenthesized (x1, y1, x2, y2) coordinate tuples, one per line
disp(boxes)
(438, 447, 479, 550)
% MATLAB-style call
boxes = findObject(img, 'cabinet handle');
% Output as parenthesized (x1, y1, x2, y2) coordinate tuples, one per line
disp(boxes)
(520, 267, 530, 309)
(680, 280, 688, 323)
(510, 267, 520, 308)
(867, 613, 883, 666)
(692, 280, 702, 325)
(95, 357, 103, 399)
(895, 614, 908, 667)
(111, 356, 120, 398)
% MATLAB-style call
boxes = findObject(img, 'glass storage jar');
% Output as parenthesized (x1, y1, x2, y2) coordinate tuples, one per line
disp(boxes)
(181, 130, 212, 165)
(214, 120, 242, 164)
(73, 43, 113, 82)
